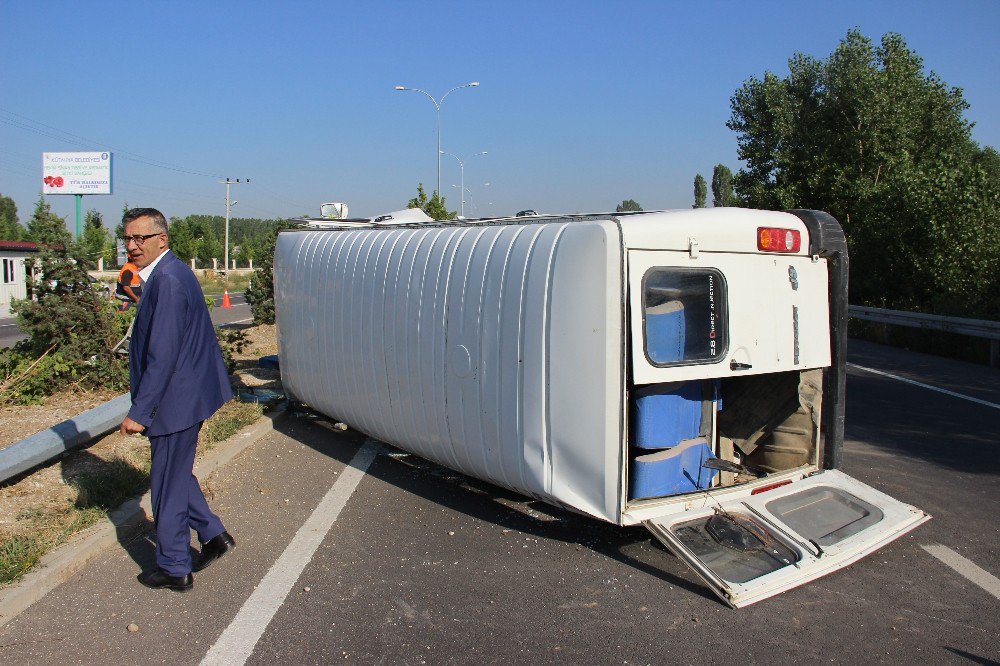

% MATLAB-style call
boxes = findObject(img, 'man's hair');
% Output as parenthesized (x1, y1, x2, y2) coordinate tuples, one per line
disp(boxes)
(122, 207, 168, 234)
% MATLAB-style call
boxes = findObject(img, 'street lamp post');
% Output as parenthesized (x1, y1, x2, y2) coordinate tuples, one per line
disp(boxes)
(394, 81, 479, 198)
(440, 150, 487, 217)
(219, 178, 249, 273)
(451, 184, 479, 215)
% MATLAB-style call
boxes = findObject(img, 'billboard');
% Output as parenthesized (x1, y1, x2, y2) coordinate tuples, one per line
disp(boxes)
(42, 152, 112, 195)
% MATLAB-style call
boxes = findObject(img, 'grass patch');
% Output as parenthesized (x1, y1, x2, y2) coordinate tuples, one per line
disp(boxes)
(197, 271, 252, 296)
(0, 535, 46, 586)
(0, 452, 152, 586)
(202, 400, 264, 448)
(0, 404, 263, 588)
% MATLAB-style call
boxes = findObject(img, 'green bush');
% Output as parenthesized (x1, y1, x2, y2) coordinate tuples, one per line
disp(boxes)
(215, 327, 251, 374)
(0, 249, 130, 404)
(245, 227, 283, 325)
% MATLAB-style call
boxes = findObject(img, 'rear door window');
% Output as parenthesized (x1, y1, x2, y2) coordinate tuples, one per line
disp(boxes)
(643, 268, 727, 366)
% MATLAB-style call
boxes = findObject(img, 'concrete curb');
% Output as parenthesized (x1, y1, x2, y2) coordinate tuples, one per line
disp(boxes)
(0, 407, 286, 628)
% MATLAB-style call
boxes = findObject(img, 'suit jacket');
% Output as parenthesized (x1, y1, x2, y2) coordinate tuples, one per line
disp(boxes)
(128, 250, 233, 436)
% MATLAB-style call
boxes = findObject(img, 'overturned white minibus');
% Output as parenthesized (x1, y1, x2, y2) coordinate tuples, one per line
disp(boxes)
(273, 208, 929, 607)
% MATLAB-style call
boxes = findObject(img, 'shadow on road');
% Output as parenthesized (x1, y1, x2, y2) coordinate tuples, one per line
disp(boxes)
(270, 411, 718, 604)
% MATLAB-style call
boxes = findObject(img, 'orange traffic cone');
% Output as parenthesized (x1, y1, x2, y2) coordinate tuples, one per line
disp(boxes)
(221, 289, 232, 309)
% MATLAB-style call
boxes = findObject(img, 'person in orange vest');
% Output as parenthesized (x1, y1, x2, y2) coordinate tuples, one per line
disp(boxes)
(116, 260, 143, 311)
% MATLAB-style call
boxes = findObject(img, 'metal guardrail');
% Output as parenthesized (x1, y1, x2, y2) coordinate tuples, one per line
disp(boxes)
(848, 305, 1000, 366)
(0, 394, 131, 484)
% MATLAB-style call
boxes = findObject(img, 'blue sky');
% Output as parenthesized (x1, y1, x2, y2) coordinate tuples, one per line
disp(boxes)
(1, 1, 998, 228)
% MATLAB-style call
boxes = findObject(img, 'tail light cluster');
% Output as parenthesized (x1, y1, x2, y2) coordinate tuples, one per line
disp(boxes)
(757, 227, 801, 253)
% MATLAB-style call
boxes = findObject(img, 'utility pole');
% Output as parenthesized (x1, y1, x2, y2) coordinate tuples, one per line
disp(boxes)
(219, 178, 249, 273)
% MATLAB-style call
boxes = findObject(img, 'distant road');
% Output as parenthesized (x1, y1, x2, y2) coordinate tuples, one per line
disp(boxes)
(0, 293, 252, 350)
(0, 317, 26, 349)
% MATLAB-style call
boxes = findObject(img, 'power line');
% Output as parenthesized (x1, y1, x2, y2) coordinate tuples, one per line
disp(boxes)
(0, 107, 225, 179)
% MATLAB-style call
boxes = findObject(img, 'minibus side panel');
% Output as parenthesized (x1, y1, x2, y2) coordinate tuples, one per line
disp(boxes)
(275, 222, 624, 522)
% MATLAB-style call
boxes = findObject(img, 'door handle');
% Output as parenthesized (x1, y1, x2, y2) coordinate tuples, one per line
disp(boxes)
(730, 360, 752, 371)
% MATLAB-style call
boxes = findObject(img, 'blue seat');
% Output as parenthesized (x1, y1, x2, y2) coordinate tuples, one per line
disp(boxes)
(629, 438, 717, 499)
(645, 300, 685, 364)
(632, 382, 703, 450)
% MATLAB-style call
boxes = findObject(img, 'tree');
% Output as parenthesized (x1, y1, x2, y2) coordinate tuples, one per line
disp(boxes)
(2, 245, 129, 403)
(0, 194, 22, 240)
(407, 183, 456, 220)
(616, 199, 643, 212)
(244, 223, 293, 325)
(186, 217, 222, 265)
(693, 174, 707, 208)
(166, 217, 198, 263)
(77, 209, 112, 269)
(727, 30, 1000, 320)
(25, 195, 71, 248)
(711, 165, 737, 207)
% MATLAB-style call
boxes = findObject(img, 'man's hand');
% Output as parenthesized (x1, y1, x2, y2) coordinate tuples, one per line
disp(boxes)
(120, 416, 146, 436)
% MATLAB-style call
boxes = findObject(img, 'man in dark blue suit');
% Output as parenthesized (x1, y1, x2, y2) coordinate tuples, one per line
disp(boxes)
(119, 208, 236, 592)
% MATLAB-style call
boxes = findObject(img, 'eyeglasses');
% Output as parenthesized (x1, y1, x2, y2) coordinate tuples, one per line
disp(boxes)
(120, 233, 164, 246)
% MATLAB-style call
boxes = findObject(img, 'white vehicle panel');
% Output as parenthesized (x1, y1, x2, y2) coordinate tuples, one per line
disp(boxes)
(275, 221, 625, 522)
(628, 251, 831, 385)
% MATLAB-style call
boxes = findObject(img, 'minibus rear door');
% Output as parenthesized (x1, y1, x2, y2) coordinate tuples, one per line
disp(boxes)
(643, 469, 929, 607)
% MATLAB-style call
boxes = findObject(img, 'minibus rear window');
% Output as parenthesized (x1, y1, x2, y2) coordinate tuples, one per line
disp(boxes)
(642, 268, 728, 365)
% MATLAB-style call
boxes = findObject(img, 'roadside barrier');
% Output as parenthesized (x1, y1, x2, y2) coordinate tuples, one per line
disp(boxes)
(849, 305, 1000, 367)
(0, 394, 131, 484)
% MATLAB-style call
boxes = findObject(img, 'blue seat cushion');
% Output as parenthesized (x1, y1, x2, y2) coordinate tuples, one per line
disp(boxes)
(629, 438, 717, 499)
(645, 300, 685, 364)
(632, 381, 703, 449)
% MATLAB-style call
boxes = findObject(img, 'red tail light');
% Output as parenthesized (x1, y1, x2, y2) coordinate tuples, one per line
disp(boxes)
(751, 479, 793, 495)
(757, 227, 801, 253)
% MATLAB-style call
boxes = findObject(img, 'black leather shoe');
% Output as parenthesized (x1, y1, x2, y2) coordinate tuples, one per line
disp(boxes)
(193, 531, 236, 572)
(137, 568, 193, 592)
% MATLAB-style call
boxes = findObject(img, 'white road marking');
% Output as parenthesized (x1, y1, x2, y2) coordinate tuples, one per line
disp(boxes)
(200, 439, 381, 666)
(848, 363, 1000, 411)
(922, 544, 1000, 601)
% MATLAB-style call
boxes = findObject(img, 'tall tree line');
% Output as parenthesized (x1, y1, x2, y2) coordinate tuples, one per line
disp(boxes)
(727, 30, 999, 319)
(166, 215, 289, 265)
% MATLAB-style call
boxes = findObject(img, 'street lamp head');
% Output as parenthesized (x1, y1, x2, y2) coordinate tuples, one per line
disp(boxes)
(469, 82, 480, 87)
(394, 85, 406, 91)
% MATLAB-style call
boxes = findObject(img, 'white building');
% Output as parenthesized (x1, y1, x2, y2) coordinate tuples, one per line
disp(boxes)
(0, 240, 38, 317)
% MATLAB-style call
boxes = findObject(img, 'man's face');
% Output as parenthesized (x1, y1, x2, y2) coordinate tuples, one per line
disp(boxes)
(124, 216, 168, 269)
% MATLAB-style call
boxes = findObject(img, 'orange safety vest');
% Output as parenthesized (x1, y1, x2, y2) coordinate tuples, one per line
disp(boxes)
(118, 262, 141, 287)
(116, 262, 142, 301)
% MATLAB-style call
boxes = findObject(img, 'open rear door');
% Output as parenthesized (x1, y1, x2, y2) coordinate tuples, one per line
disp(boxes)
(644, 470, 929, 608)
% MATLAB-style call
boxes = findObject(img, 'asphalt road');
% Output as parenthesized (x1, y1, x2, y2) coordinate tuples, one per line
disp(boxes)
(0, 294, 250, 349)
(0, 341, 997, 665)
(0, 317, 23, 350)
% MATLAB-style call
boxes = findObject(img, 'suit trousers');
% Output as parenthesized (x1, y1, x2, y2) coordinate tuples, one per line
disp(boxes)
(148, 422, 226, 575)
